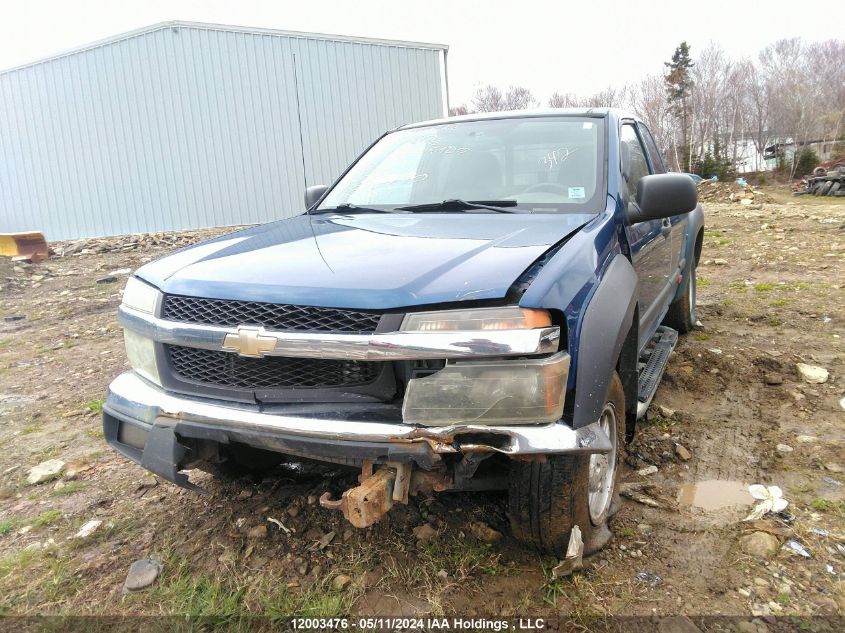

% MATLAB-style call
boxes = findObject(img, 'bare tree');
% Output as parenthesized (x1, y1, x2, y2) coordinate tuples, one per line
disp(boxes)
(548, 92, 582, 108)
(503, 85, 539, 110)
(471, 85, 506, 112)
(449, 104, 470, 117)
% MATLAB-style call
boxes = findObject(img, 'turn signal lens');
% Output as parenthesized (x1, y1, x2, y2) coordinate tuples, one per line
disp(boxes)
(401, 307, 551, 332)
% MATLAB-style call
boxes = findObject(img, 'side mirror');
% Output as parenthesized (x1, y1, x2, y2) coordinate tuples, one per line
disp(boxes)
(629, 173, 698, 224)
(304, 185, 329, 209)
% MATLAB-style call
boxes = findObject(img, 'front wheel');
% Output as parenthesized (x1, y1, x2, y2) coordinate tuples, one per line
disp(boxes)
(508, 372, 626, 557)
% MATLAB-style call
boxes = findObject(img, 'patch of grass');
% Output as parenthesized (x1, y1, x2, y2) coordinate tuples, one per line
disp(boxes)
(766, 316, 782, 327)
(777, 591, 790, 606)
(84, 399, 105, 414)
(770, 298, 790, 307)
(20, 425, 40, 435)
(31, 510, 63, 528)
(85, 429, 104, 440)
(697, 277, 711, 288)
(704, 230, 723, 238)
(616, 527, 636, 538)
(717, 238, 732, 246)
(49, 482, 86, 497)
(0, 520, 15, 536)
(695, 333, 710, 341)
(754, 282, 776, 292)
(810, 499, 845, 514)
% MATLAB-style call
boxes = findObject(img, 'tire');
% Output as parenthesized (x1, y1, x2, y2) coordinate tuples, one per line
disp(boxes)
(508, 372, 626, 557)
(828, 182, 841, 196)
(663, 258, 697, 334)
(819, 181, 834, 196)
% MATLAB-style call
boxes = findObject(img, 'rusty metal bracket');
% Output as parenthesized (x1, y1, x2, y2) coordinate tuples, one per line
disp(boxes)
(320, 467, 396, 528)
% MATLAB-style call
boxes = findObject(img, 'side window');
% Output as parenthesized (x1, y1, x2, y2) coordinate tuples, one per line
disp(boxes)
(620, 123, 650, 200)
(638, 124, 666, 174)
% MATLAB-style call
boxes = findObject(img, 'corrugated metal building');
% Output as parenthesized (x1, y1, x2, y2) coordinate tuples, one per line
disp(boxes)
(0, 21, 448, 240)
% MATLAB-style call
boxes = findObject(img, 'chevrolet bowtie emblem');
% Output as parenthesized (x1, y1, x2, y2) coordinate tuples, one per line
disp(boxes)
(222, 326, 277, 358)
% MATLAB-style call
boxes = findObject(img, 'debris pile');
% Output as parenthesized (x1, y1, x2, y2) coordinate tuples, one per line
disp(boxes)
(697, 180, 771, 205)
(53, 226, 242, 257)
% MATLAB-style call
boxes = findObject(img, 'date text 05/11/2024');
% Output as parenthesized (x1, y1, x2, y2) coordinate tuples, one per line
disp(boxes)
(291, 617, 546, 630)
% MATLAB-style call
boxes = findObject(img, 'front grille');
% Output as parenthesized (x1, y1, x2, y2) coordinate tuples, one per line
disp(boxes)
(167, 345, 381, 389)
(162, 295, 381, 333)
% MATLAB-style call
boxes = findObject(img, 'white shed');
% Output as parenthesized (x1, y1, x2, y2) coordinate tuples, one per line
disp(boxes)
(0, 21, 448, 240)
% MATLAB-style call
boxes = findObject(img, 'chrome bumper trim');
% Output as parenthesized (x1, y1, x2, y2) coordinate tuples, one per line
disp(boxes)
(105, 371, 611, 456)
(118, 306, 560, 360)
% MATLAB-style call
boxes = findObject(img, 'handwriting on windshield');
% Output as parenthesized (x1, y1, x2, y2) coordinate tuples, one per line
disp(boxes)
(540, 146, 578, 170)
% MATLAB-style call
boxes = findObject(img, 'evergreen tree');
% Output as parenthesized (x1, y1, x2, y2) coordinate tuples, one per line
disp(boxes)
(665, 42, 694, 171)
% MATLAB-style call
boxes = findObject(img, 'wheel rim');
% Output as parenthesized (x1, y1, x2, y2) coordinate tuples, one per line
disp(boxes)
(588, 402, 618, 525)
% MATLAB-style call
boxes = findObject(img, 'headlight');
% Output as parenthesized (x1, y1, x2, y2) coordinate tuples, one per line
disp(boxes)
(402, 352, 569, 426)
(124, 329, 161, 386)
(121, 277, 162, 385)
(401, 307, 551, 331)
(122, 276, 160, 314)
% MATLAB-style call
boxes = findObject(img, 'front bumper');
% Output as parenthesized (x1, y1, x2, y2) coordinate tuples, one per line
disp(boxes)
(104, 371, 613, 482)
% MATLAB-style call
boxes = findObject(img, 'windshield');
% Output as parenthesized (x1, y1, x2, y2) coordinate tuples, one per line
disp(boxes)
(318, 116, 606, 213)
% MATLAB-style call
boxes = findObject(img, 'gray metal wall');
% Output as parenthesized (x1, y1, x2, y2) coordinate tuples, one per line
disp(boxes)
(0, 23, 446, 240)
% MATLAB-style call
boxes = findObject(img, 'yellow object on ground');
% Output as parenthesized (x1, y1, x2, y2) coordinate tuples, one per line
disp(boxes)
(0, 232, 49, 260)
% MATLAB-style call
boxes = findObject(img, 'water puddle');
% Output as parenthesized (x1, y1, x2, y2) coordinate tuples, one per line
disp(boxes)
(677, 479, 752, 510)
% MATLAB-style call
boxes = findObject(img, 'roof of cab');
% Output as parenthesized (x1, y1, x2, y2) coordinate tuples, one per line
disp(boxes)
(398, 107, 632, 131)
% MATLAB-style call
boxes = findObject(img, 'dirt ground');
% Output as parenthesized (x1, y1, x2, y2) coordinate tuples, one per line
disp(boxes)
(1, 187, 843, 628)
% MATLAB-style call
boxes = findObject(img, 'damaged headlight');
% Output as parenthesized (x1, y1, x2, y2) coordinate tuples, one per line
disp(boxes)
(402, 352, 570, 426)
(121, 276, 163, 385)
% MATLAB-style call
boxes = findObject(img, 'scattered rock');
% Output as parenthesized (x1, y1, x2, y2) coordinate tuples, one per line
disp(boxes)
(658, 405, 675, 418)
(737, 588, 751, 598)
(436, 569, 449, 580)
(236, 489, 253, 500)
(776, 444, 793, 454)
(27, 459, 65, 484)
(796, 435, 816, 443)
(736, 620, 769, 633)
(674, 443, 692, 461)
(412, 523, 437, 542)
(713, 259, 728, 265)
(468, 521, 503, 544)
(95, 276, 118, 284)
(247, 525, 268, 539)
(286, 504, 300, 518)
(638, 465, 659, 476)
(740, 532, 780, 559)
(71, 519, 103, 539)
(840, 395, 845, 411)
(123, 558, 162, 592)
(753, 577, 769, 587)
(814, 597, 839, 615)
(824, 463, 844, 474)
(307, 495, 317, 505)
(637, 523, 653, 535)
(64, 461, 92, 480)
(796, 363, 828, 384)
(318, 530, 336, 550)
(657, 616, 702, 633)
(332, 574, 352, 591)
(763, 373, 783, 386)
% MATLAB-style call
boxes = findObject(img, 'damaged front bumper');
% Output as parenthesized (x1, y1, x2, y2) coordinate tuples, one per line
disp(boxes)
(103, 370, 613, 488)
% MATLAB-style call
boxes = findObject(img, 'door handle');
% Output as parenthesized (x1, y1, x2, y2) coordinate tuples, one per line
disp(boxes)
(661, 219, 672, 237)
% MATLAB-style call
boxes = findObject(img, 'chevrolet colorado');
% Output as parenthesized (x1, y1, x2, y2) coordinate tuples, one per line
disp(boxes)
(103, 109, 704, 555)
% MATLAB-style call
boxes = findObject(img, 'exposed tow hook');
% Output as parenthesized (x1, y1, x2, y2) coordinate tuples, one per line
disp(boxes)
(319, 461, 414, 528)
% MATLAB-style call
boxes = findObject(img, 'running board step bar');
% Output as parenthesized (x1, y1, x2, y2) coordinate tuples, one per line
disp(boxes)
(636, 326, 678, 419)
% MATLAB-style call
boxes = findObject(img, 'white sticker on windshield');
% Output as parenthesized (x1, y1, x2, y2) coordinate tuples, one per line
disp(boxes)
(568, 187, 586, 199)
(582, 122, 593, 129)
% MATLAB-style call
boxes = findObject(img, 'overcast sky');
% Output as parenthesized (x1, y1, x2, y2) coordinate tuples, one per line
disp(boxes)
(2, 0, 841, 107)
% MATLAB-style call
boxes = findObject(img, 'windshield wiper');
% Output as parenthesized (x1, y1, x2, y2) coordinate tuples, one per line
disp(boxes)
(311, 203, 393, 215)
(395, 199, 525, 213)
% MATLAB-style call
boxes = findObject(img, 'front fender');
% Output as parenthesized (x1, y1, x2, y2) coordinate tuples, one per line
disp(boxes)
(571, 254, 638, 428)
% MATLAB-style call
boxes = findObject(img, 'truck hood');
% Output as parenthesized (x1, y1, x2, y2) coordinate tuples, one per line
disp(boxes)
(136, 212, 594, 310)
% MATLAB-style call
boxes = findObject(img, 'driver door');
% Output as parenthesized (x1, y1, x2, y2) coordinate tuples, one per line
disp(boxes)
(621, 123, 672, 347)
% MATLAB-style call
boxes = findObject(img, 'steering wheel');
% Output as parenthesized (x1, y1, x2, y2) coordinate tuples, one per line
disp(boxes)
(522, 182, 571, 195)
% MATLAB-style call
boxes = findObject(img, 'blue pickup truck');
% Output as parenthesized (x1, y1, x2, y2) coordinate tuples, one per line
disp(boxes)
(104, 109, 703, 556)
